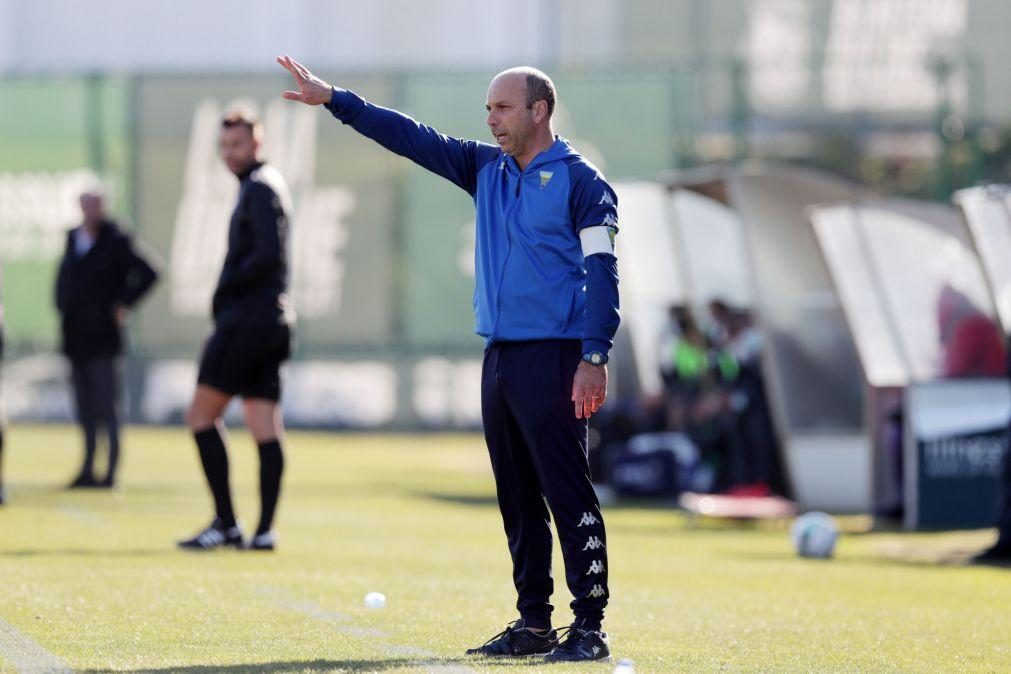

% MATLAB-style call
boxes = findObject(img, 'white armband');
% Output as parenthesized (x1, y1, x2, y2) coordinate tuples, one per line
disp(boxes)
(580, 225, 616, 257)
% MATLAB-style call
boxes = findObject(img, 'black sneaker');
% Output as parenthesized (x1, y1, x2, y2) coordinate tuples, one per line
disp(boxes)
(68, 473, 98, 489)
(177, 519, 244, 550)
(971, 540, 1011, 566)
(545, 626, 611, 663)
(465, 620, 558, 657)
(247, 531, 276, 551)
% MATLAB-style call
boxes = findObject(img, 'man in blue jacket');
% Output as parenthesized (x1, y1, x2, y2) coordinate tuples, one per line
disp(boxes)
(279, 56, 620, 662)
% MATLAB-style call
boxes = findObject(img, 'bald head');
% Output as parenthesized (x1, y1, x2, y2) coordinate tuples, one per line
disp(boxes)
(486, 67, 558, 169)
(490, 67, 556, 118)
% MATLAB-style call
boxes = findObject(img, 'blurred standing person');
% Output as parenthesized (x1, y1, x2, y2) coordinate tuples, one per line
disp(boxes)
(279, 57, 619, 661)
(977, 469, 1011, 564)
(708, 299, 784, 495)
(0, 266, 6, 505)
(660, 304, 741, 490)
(55, 185, 159, 489)
(177, 110, 294, 552)
(973, 332, 1011, 565)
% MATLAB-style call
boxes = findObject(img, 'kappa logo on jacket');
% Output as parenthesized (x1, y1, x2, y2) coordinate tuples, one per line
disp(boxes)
(588, 584, 606, 599)
(586, 560, 606, 575)
(577, 512, 600, 527)
(583, 536, 605, 551)
(598, 190, 615, 206)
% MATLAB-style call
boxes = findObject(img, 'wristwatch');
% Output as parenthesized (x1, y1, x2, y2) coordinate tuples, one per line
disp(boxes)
(582, 352, 608, 366)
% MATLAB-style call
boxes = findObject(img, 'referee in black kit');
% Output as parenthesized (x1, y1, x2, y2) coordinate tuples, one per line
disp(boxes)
(178, 109, 294, 552)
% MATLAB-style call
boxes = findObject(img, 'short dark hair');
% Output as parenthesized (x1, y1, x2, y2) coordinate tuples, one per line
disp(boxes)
(221, 108, 263, 140)
(524, 71, 556, 117)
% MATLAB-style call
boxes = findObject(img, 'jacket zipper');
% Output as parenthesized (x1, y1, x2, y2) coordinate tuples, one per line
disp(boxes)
(492, 165, 522, 338)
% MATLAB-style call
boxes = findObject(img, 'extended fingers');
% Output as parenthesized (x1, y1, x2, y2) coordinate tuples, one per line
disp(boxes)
(288, 56, 313, 79)
(277, 55, 308, 85)
(277, 55, 298, 78)
(593, 386, 607, 410)
(572, 380, 589, 419)
(578, 390, 597, 419)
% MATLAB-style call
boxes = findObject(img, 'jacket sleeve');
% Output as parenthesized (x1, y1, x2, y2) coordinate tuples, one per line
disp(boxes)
(325, 88, 499, 196)
(215, 182, 286, 294)
(54, 234, 73, 314)
(569, 166, 620, 357)
(118, 235, 161, 307)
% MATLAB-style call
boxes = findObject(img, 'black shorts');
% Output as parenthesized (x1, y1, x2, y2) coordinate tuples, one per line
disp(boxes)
(197, 323, 291, 401)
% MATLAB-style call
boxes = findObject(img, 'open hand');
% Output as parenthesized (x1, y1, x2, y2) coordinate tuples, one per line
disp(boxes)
(276, 55, 333, 106)
(572, 361, 607, 420)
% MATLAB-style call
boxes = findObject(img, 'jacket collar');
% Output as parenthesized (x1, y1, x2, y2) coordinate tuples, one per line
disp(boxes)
(236, 160, 264, 182)
(505, 137, 577, 174)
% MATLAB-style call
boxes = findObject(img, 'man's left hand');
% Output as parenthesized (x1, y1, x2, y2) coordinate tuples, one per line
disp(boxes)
(277, 55, 334, 106)
(572, 361, 607, 420)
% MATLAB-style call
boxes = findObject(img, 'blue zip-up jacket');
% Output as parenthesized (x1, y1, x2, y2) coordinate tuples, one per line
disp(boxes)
(325, 88, 620, 356)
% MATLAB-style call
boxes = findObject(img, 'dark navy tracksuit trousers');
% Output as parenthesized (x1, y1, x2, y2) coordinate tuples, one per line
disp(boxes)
(482, 339, 609, 630)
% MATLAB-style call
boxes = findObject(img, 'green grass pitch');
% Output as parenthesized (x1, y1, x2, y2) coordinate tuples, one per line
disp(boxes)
(0, 424, 1009, 672)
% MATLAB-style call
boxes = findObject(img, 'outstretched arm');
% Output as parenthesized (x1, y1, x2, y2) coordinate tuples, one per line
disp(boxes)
(277, 55, 498, 195)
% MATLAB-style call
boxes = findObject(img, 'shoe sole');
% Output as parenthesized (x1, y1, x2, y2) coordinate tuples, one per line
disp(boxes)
(545, 654, 613, 664)
(177, 541, 244, 551)
(466, 651, 555, 658)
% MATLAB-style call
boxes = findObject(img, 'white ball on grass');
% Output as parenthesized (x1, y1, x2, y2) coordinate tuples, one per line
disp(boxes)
(364, 592, 387, 609)
(791, 511, 839, 559)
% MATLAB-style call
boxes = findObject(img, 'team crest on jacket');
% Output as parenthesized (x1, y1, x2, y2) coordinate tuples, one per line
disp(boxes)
(539, 171, 553, 189)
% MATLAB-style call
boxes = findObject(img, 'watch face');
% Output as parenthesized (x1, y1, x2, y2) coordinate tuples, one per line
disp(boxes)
(589, 353, 603, 365)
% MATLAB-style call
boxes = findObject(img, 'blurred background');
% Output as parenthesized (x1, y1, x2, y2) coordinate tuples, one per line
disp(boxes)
(2, 0, 1010, 526)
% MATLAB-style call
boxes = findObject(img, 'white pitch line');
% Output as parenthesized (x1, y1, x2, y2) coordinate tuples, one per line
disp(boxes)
(257, 586, 476, 673)
(54, 505, 105, 527)
(0, 618, 73, 674)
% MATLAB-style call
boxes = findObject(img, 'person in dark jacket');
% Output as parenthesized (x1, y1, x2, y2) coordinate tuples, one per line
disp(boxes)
(973, 335, 1011, 565)
(55, 185, 159, 488)
(177, 109, 294, 552)
(0, 268, 6, 505)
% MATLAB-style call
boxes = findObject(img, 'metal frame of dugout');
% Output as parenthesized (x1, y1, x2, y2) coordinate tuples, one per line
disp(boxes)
(616, 161, 871, 513)
(811, 196, 1008, 529)
(616, 160, 1009, 527)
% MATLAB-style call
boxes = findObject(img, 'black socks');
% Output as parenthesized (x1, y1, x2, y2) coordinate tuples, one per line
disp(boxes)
(194, 428, 284, 535)
(257, 439, 284, 535)
(194, 426, 236, 528)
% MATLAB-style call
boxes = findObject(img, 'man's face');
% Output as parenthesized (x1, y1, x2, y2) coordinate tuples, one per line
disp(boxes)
(486, 73, 536, 157)
(79, 194, 104, 223)
(219, 124, 259, 176)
